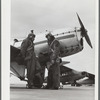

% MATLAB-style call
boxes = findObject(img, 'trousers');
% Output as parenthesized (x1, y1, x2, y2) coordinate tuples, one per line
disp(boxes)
(47, 62, 60, 89)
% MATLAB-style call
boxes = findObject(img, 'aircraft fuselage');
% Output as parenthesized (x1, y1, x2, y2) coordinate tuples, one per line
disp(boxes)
(34, 27, 83, 58)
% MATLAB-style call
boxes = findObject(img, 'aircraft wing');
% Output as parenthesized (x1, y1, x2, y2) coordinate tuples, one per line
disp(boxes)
(10, 45, 24, 65)
(10, 45, 26, 80)
(60, 65, 95, 85)
(60, 65, 72, 74)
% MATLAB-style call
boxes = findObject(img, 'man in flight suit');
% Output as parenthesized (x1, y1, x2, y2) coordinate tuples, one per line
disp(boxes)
(45, 33, 61, 90)
(21, 30, 42, 88)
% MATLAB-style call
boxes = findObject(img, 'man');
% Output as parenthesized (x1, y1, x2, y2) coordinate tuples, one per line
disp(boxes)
(20, 30, 42, 88)
(45, 32, 61, 90)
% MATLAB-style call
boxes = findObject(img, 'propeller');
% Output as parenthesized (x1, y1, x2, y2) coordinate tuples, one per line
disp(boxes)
(76, 13, 93, 48)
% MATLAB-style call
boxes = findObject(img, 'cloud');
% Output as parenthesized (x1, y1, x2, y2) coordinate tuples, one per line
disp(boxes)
(11, 0, 95, 34)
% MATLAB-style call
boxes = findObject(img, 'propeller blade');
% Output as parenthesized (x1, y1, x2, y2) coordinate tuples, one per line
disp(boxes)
(76, 13, 93, 48)
(83, 31, 93, 48)
(76, 13, 85, 30)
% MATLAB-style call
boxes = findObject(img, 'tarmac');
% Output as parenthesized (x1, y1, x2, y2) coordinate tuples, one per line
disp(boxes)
(10, 84, 95, 100)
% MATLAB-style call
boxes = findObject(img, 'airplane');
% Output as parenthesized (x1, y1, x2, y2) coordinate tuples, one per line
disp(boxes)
(10, 13, 93, 88)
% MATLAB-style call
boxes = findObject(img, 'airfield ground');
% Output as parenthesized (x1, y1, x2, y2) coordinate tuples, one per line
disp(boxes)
(10, 84, 95, 100)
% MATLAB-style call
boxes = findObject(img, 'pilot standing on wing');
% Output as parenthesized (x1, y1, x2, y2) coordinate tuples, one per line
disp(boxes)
(20, 30, 42, 89)
(45, 32, 60, 90)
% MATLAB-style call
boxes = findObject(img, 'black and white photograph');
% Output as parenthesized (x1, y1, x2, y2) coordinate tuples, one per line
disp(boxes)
(2, 0, 98, 100)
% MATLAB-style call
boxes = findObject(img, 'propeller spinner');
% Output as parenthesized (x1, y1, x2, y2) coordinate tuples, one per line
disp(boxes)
(76, 13, 93, 48)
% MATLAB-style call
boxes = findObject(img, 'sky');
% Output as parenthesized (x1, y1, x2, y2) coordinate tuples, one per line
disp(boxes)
(10, 0, 97, 84)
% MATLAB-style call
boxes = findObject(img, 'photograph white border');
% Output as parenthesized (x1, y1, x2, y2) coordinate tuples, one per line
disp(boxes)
(1, 0, 99, 100)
